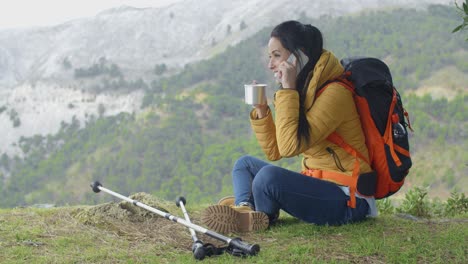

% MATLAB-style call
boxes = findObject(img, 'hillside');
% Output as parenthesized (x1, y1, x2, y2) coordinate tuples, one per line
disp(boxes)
(0, 4, 467, 208)
(0, 190, 467, 263)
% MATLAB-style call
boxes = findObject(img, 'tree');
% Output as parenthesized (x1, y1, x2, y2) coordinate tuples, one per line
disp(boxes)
(109, 63, 122, 77)
(98, 104, 106, 117)
(453, 0, 468, 40)
(240, 21, 247, 31)
(0, 153, 9, 170)
(153, 64, 167, 75)
(62, 57, 72, 69)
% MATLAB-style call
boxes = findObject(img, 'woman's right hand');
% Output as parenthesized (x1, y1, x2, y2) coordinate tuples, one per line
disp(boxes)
(254, 102, 268, 119)
(277, 60, 297, 90)
(251, 80, 268, 119)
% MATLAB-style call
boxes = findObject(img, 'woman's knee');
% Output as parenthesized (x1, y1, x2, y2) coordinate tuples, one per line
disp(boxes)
(252, 165, 282, 190)
(232, 155, 254, 171)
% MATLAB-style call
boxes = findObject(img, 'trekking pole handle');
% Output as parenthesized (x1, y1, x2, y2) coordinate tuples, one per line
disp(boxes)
(175, 196, 186, 207)
(192, 240, 206, 260)
(91, 181, 102, 193)
(229, 238, 260, 256)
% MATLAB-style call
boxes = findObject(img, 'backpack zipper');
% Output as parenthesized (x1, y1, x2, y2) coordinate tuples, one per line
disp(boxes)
(326, 147, 346, 172)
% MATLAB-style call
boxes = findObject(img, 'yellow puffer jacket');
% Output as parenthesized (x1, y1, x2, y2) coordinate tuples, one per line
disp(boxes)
(250, 50, 372, 177)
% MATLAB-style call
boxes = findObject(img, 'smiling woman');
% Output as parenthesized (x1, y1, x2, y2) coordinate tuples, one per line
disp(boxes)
(201, 20, 379, 235)
(0, 0, 183, 29)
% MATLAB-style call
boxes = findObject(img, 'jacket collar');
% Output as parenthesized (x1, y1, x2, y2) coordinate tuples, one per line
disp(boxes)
(304, 50, 344, 111)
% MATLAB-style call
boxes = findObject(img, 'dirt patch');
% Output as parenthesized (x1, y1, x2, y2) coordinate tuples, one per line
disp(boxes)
(72, 193, 198, 249)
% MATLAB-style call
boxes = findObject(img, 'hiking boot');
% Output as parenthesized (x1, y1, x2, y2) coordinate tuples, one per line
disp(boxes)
(270, 211, 280, 225)
(201, 205, 269, 234)
(217, 196, 235, 206)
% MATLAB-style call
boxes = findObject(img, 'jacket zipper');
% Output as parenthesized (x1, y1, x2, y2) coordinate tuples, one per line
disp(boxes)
(326, 147, 346, 172)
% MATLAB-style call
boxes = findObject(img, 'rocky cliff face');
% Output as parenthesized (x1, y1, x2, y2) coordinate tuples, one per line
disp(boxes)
(0, 0, 450, 87)
(0, 0, 451, 155)
(0, 83, 143, 155)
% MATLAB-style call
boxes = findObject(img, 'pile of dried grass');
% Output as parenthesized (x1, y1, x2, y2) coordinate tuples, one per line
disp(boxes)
(72, 193, 196, 248)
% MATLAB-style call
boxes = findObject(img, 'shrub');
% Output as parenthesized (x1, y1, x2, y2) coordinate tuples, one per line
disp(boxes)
(396, 186, 431, 217)
(444, 191, 468, 216)
(377, 198, 395, 215)
(429, 197, 445, 217)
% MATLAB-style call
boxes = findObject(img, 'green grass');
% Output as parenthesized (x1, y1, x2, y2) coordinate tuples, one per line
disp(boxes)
(0, 203, 467, 264)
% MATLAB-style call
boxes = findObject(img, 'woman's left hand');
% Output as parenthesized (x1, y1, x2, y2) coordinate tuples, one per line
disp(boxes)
(278, 61, 297, 90)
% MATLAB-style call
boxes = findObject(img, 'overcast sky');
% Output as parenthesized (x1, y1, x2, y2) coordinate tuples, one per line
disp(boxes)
(0, 0, 183, 30)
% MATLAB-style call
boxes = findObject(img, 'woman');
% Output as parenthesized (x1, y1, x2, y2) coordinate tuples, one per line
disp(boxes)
(202, 20, 377, 234)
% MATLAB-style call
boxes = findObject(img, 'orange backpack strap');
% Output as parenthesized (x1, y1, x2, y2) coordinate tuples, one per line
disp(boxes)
(326, 132, 372, 208)
(327, 132, 370, 165)
(310, 76, 371, 208)
(302, 131, 365, 208)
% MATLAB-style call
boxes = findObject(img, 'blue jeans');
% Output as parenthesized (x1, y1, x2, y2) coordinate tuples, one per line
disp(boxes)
(232, 155, 369, 226)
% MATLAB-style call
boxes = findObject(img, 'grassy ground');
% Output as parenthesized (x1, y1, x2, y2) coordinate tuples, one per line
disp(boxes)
(0, 200, 466, 264)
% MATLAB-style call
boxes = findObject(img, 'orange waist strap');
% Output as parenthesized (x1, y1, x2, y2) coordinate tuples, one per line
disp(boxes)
(301, 169, 358, 208)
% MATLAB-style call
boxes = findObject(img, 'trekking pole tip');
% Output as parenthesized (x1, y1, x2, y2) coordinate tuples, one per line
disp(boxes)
(175, 196, 186, 207)
(90, 181, 102, 193)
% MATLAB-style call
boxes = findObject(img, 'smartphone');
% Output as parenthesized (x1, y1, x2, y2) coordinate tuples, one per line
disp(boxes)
(287, 53, 296, 64)
(287, 50, 309, 76)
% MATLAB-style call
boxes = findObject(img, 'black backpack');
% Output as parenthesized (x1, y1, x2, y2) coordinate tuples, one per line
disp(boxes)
(310, 57, 413, 207)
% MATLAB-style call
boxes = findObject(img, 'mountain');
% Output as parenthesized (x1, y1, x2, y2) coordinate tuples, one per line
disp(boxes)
(0, 0, 453, 156)
(0, 0, 450, 87)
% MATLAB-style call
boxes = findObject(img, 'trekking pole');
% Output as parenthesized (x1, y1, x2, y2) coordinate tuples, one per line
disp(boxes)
(90, 181, 260, 257)
(175, 197, 228, 260)
(175, 196, 206, 260)
(175, 196, 232, 259)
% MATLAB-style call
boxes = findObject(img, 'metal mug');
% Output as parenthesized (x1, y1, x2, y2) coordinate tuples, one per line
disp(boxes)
(244, 84, 267, 105)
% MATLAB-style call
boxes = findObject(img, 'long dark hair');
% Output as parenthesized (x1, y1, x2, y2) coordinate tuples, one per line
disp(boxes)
(270, 21, 323, 147)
